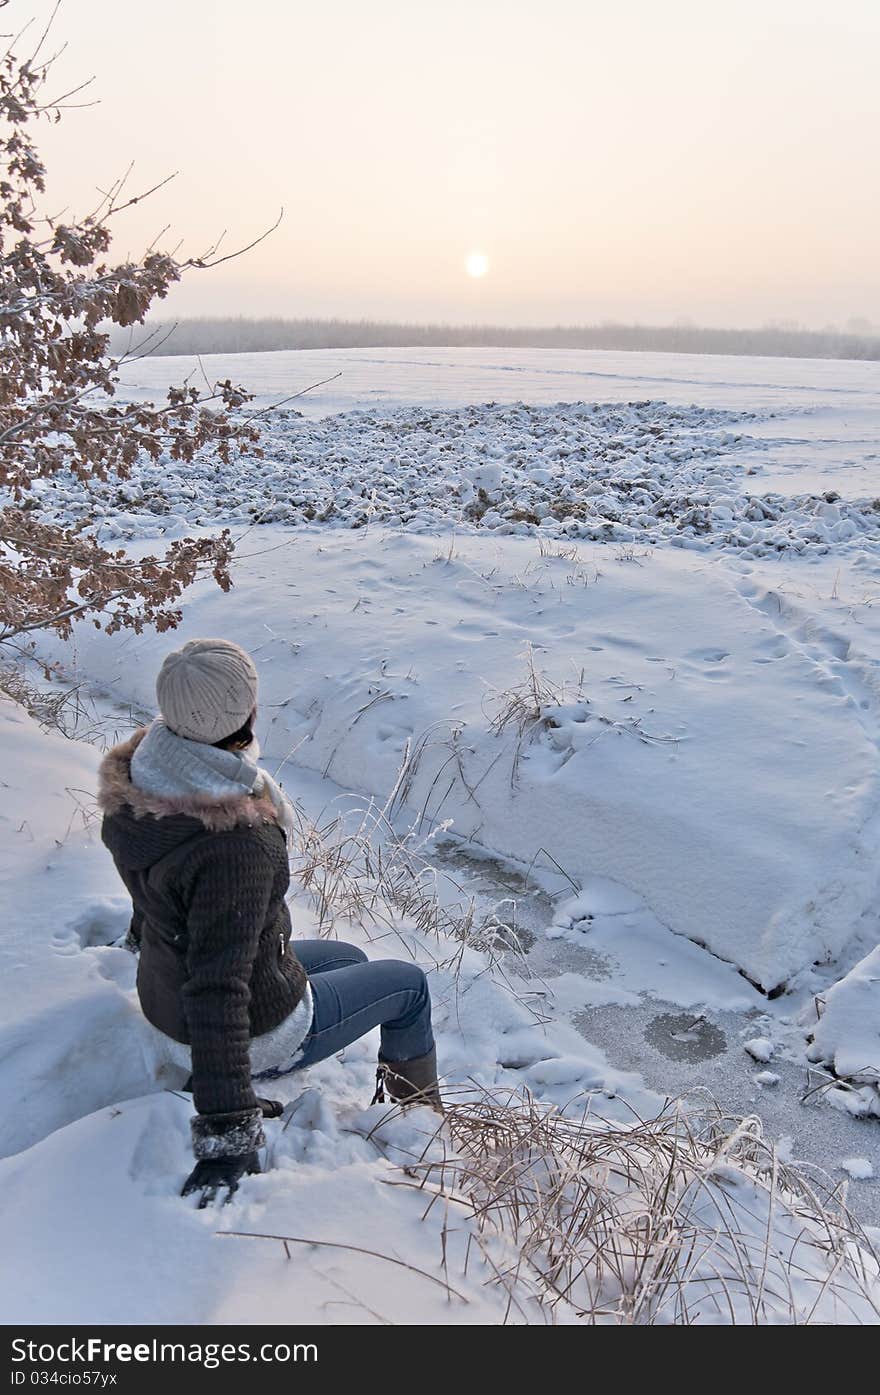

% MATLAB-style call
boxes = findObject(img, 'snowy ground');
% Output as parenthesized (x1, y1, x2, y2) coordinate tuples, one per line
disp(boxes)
(3, 348, 879, 1322)
(2, 682, 877, 1324)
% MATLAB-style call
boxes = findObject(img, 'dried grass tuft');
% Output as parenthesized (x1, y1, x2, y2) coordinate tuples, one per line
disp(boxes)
(286, 792, 546, 1016)
(380, 1084, 880, 1325)
(483, 643, 586, 740)
(0, 652, 139, 748)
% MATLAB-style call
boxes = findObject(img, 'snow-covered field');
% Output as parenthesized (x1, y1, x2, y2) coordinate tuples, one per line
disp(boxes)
(3, 348, 879, 1323)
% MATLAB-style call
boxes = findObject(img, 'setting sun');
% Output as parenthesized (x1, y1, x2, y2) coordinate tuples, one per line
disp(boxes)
(465, 252, 489, 279)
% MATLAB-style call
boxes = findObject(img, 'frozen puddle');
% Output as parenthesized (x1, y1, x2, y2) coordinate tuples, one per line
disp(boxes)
(436, 846, 880, 1227)
(642, 1012, 728, 1062)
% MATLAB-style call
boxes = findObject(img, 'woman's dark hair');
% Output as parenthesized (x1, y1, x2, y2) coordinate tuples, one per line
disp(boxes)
(214, 711, 256, 751)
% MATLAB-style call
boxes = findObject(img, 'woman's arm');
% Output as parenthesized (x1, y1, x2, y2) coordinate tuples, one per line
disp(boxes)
(180, 834, 275, 1163)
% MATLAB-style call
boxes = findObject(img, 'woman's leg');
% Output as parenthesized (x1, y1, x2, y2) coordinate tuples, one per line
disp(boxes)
(294, 939, 368, 976)
(294, 958, 434, 1070)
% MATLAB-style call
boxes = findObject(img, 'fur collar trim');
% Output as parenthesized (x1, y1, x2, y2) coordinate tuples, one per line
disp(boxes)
(98, 728, 284, 833)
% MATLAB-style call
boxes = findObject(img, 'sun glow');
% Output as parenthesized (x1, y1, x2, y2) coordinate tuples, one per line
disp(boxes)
(465, 252, 489, 278)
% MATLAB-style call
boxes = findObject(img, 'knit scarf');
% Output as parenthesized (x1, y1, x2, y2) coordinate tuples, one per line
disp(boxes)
(130, 718, 297, 833)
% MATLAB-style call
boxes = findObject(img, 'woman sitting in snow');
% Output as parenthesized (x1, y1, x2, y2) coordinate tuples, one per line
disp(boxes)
(98, 638, 441, 1207)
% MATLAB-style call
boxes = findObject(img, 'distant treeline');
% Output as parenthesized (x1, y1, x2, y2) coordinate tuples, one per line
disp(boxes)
(111, 316, 880, 362)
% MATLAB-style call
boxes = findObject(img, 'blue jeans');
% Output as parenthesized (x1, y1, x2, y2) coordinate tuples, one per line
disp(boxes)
(286, 940, 434, 1070)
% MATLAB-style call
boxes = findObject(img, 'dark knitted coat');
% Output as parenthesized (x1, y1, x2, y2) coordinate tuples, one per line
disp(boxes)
(98, 729, 308, 1157)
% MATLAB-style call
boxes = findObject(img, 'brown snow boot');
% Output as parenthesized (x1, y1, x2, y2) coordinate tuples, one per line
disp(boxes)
(371, 1047, 443, 1114)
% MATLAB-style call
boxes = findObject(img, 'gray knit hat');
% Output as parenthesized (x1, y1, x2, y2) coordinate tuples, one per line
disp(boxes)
(155, 638, 258, 744)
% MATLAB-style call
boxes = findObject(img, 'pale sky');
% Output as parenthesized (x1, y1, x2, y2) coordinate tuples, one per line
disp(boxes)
(24, 0, 880, 328)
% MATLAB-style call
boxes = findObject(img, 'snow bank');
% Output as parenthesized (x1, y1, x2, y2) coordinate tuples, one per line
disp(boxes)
(806, 944, 880, 1112)
(0, 701, 165, 1156)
